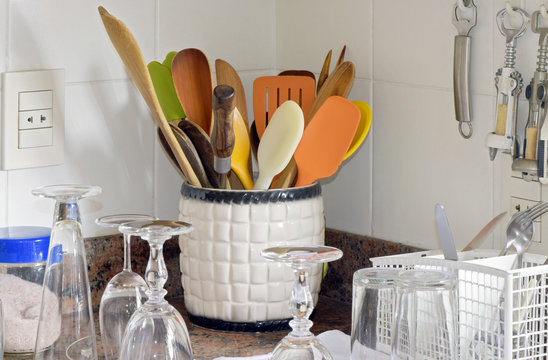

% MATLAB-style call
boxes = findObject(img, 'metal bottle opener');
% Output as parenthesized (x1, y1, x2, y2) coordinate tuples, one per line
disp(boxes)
(485, 7, 529, 161)
(453, 0, 477, 139)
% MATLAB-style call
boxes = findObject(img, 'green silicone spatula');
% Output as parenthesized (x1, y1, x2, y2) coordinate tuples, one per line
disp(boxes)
(148, 52, 186, 121)
(254, 100, 304, 190)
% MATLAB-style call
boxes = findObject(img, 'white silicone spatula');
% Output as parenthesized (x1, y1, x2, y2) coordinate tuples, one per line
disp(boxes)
(253, 100, 304, 190)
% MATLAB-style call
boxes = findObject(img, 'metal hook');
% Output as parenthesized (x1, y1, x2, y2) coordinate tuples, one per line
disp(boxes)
(459, 120, 473, 139)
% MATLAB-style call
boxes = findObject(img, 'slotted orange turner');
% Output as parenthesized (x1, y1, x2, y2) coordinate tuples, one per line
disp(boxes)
(293, 96, 360, 187)
(253, 75, 315, 138)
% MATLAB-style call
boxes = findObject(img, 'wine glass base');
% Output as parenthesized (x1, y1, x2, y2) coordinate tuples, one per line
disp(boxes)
(271, 335, 333, 360)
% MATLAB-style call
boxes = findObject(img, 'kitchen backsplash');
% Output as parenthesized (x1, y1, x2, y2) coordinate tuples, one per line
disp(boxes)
(3, 0, 547, 252)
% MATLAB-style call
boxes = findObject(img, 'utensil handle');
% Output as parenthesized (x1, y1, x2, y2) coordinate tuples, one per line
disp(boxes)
(212, 85, 236, 174)
(454, 35, 472, 138)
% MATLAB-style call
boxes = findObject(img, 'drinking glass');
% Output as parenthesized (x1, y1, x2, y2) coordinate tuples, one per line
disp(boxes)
(351, 268, 400, 359)
(95, 214, 157, 360)
(118, 220, 194, 360)
(32, 184, 101, 360)
(391, 269, 458, 360)
(261, 245, 343, 360)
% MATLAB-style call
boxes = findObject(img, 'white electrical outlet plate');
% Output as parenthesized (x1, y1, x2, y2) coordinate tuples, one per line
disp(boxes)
(1, 69, 65, 170)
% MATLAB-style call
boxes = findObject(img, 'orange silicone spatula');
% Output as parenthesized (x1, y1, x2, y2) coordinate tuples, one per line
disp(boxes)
(293, 96, 360, 187)
(253, 75, 315, 138)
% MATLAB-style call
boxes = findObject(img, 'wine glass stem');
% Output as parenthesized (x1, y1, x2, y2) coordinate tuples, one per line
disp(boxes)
(54, 200, 80, 222)
(145, 242, 168, 303)
(289, 266, 314, 337)
(123, 234, 132, 272)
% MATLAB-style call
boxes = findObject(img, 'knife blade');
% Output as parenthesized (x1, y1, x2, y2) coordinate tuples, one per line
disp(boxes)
(435, 203, 459, 260)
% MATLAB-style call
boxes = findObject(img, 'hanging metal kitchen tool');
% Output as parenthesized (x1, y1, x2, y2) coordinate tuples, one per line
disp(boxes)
(485, 7, 529, 161)
(453, 0, 477, 139)
(533, 10, 548, 184)
(512, 10, 548, 182)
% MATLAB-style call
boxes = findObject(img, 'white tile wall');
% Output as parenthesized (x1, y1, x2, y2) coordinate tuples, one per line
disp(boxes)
(2, 0, 544, 249)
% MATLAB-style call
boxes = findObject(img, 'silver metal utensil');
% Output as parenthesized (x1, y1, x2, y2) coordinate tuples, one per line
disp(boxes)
(452, 0, 477, 139)
(435, 203, 458, 260)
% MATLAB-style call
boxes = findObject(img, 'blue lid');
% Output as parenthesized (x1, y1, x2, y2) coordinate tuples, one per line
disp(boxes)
(0, 226, 51, 263)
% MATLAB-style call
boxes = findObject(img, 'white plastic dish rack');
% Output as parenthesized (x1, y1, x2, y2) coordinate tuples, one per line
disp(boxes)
(371, 249, 548, 360)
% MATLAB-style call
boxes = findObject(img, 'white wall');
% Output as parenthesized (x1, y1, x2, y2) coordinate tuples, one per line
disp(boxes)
(0, 0, 542, 249)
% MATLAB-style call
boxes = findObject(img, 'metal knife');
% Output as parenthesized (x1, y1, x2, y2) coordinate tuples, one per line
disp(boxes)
(435, 203, 459, 260)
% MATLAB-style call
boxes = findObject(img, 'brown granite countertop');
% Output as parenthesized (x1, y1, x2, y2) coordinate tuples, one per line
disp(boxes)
(94, 295, 351, 360)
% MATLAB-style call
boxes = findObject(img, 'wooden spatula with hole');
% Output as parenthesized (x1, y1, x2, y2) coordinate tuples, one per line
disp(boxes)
(293, 96, 360, 187)
(98, 6, 200, 187)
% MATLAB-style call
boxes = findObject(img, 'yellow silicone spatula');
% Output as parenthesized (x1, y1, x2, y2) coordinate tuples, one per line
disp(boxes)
(343, 100, 372, 160)
(231, 108, 253, 190)
(254, 101, 304, 190)
(294, 96, 360, 187)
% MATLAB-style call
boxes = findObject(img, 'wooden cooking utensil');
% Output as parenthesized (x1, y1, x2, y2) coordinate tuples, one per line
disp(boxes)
(157, 128, 185, 178)
(215, 59, 249, 131)
(177, 119, 223, 188)
(307, 61, 355, 125)
(317, 49, 332, 93)
(231, 108, 253, 190)
(170, 122, 213, 188)
(254, 100, 304, 190)
(98, 6, 200, 187)
(273, 62, 356, 188)
(344, 100, 372, 160)
(172, 48, 214, 134)
(249, 120, 260, 162)
(253, 75, 315, 138)
(211, 85, 236, 189)
(148, 51, 186, 121)
(336, 45, 347, 67)
(279, 70, 316, 83)
(293, 96, 360, 187)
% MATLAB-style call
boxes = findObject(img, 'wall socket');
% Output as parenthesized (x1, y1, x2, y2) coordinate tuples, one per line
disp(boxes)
(1, 69, 65, 170)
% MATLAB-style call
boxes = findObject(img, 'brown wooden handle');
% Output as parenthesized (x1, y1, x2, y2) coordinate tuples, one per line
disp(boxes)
(212, 84, 236, 163)
(495, 104, 507, 136)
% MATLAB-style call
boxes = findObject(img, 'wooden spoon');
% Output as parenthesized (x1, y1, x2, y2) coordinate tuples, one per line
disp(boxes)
(254, 100, 304, 190)
(215, 59, 249, 131)
(343, 100, 372, 160)
(279, 70, 316, 83)
(273, 62, 356, 188)
(336, 45, 347, 67)
(172, 48, 214, 134)
(211, 85, 236, 189)
(317, 49, 332, 93)
(307, 61, 355, 125)
(156, 128, 184, 178)
(249, 121, 260, 162)
(170, 122, 213, 188)
(98, 6, 200, 187)
(293, 96, 360, 187)
(177, 119, 222, 188)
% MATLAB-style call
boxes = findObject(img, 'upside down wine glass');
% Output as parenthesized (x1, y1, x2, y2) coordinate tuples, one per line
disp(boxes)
(118, 220, 194, 360)
(261, 245, 343, 360)
(32, 184, 102, 360)
(95, 214, 157, 360)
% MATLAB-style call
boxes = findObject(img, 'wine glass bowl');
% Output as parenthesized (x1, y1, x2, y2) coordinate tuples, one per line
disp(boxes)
(95, 214, 157, 360)
(118, 220, 194, 360)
